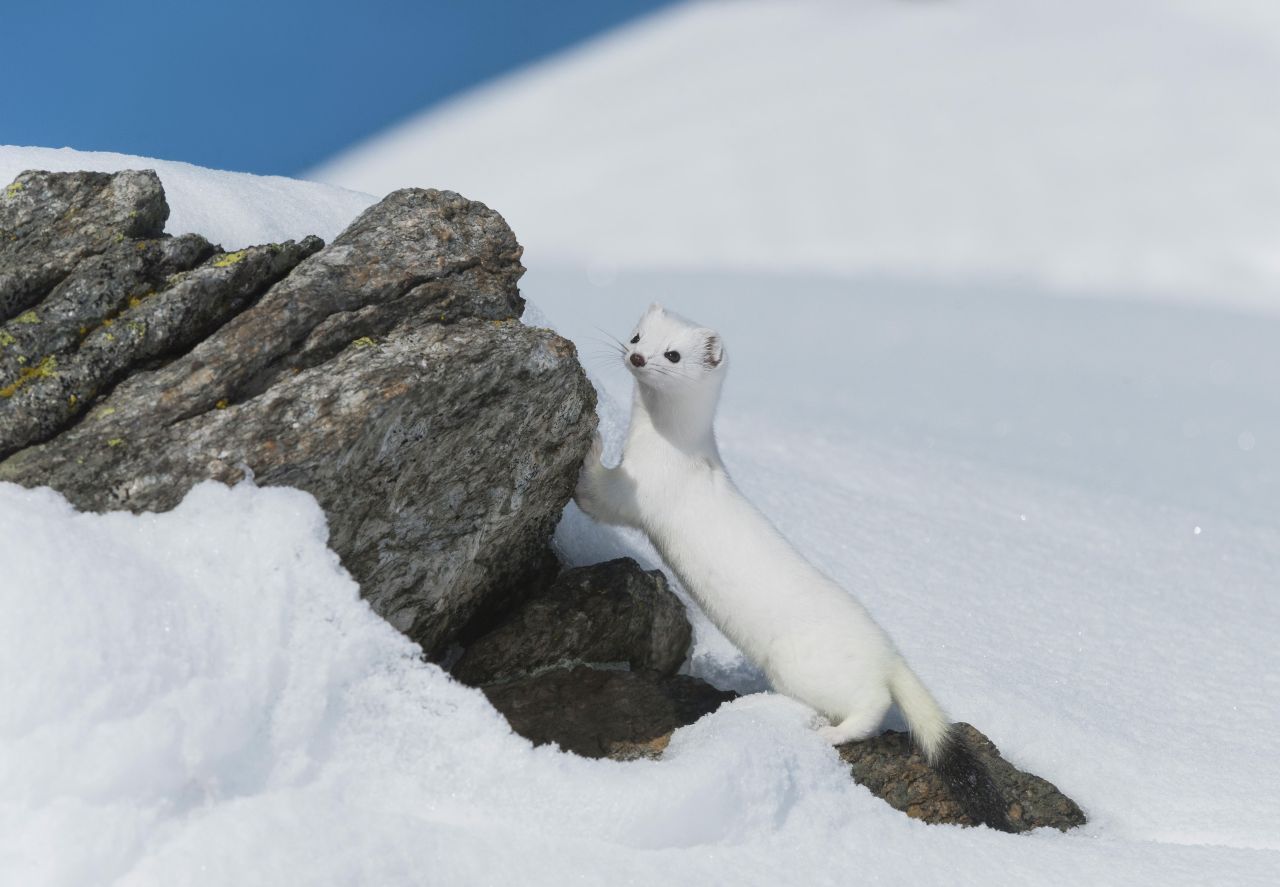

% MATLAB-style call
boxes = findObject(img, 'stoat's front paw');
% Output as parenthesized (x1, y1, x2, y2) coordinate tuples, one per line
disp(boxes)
(585, 432, 604, 467)
(573, 434, 603, 514)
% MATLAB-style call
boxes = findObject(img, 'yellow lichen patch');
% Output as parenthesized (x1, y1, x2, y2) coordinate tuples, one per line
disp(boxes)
(5, 182, 23, 198)
(128, 321, 146, 336)
(0, 330, 15, 348)
(212, 250, 247, 268)
(351, 336, 377, 349)
(106, 438, 124, 448)
(14, 311, 38, 325)
(215, 398, 229, 409)
(67, 394, 79, 408)
(101, 317, 115, 326)
(95, 406, 117, 420)
(0, 355, 57, 399)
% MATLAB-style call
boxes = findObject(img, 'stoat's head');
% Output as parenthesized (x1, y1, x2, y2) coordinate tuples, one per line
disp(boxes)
(624, 302, 726, 393)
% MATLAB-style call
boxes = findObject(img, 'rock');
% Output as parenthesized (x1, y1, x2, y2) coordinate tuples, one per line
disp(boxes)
(0, 233, 215, 385)
(452, 557, 709, 757)
(452, 557, 693, 685)
(838, 723, 1086, 832)
(1, 170, 168, 321)
(483, 666, 737, 758)
(1, 238, 320, 456)
(0, 171, 596, 657)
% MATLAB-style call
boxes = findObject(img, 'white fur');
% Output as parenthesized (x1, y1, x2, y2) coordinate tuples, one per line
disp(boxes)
(575, 304, 952, 761)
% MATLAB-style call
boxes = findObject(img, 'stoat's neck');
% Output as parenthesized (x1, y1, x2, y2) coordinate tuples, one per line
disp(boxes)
(632, 379, 724, 463)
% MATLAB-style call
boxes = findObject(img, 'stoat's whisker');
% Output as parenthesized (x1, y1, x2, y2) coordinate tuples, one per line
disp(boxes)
(592, 327, 631, 352)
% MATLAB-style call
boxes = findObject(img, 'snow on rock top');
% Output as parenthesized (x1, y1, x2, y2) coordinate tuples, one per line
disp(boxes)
(313, 0, 1280, 314)
(1, 145, 376, 250)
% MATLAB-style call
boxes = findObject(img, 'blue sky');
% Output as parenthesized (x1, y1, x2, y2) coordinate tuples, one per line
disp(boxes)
(1, 0, 672, 177)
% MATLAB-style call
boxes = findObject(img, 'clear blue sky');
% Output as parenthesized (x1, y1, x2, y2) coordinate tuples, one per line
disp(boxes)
(1, 0, 673, 176)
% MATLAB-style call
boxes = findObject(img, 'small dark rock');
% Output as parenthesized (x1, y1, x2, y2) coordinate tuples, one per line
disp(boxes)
(483, 666, 737, 758)
(838, 723, 1086, 832)
(453, 557, 692, 685)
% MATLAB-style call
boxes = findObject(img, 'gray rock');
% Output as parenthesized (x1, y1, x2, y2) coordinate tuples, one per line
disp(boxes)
(837, 723, 1085, 832)
(483, 666, 737, 758)
(1, 170, 167, 321)
(0, 174, 596, 657)
(453, 557, 693, 685)
(0, 238, 320, 456)
(0, 233, 215, 384)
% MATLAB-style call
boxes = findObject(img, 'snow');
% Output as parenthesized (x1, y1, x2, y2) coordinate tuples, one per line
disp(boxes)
(313, 0, 1280, 316)
(4, 0, 1280, 876)
(4, 464, 1278, 884)
(1, 145, 375, 251)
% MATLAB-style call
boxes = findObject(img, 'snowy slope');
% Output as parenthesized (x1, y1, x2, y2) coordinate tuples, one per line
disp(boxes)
(313, 0, 1280, 315)
(3, 475, 1278, 887)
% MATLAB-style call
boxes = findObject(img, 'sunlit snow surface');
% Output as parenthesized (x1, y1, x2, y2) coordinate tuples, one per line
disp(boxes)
(3, 95, 1280, 887)
(315, 0, 1280, 316)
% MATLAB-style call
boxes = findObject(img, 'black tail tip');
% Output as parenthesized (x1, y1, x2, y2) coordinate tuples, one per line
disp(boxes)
(934, 730, 1018, 833)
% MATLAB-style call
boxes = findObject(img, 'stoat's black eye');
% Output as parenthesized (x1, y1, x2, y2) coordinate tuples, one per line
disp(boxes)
(664, 350, 681, 363)
(630, 334, 640, 344)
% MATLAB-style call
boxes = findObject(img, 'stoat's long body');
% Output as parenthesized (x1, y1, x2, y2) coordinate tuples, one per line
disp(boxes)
(575, 304, 1012, 831)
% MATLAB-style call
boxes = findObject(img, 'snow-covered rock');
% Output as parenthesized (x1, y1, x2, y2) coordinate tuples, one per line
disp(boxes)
(0, 165, 596, 659)
(1, 145, 375, 250)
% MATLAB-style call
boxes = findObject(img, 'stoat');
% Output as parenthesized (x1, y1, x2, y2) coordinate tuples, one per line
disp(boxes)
(575, 303, 1012, 832)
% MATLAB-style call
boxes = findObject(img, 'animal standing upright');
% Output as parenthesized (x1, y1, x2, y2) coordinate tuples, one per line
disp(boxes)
(574, 303, 1013, 831)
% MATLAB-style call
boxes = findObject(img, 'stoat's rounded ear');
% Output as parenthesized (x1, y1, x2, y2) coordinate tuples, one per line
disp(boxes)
(700, 330, 725, 368)
(646, 301, 665, 316)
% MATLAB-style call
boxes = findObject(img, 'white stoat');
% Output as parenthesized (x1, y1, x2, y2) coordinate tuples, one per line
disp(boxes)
(575, 303, 1012, 831)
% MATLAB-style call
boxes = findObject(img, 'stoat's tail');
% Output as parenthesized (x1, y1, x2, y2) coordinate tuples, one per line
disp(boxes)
(887, 658, 1015, 833)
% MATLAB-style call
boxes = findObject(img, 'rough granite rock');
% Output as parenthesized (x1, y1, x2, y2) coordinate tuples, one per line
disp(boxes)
(483, 666, 737, 758)
(0, 238, 321, 456)
(0, 171, 596, 657)
(0, 170, 168, 321)
(0, 233, 215, 383)
(452, 557, 693, 685)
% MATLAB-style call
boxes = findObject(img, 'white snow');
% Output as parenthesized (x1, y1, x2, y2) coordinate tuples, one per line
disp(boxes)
(314, 0, 1280, 316)
(4, 0, 1280, 876)
(1, 145, 375, 251)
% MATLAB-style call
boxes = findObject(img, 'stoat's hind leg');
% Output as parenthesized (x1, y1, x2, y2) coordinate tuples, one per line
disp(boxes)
(815, 691, 892, 746)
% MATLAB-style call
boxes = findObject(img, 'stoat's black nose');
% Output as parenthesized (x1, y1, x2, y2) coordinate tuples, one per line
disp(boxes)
(629, 353, 646, 367)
